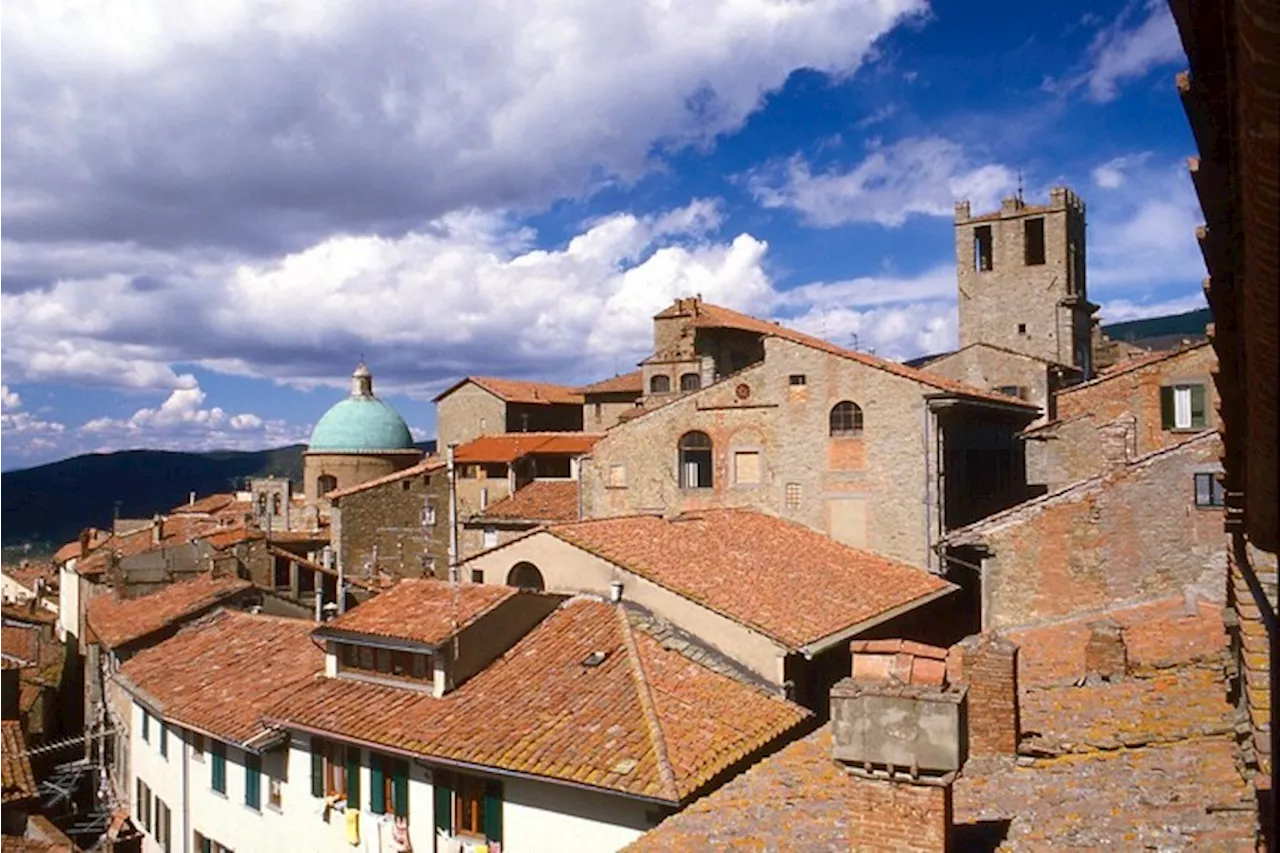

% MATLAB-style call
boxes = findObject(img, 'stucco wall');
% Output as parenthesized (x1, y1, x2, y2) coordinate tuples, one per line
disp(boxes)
(502, 776, 654, 853)
(463, 533, 788, 684)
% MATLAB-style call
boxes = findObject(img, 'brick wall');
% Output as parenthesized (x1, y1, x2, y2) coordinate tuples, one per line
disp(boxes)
(949, 634, 1019, 757)
(847, 778, 953, 853)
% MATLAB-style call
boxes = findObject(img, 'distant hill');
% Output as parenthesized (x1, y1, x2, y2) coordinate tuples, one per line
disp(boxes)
(1, 441, 435, 552)
(1101, 308, 1211, 345)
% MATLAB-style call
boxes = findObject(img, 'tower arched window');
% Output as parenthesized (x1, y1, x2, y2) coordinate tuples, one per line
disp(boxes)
(678, 431, 713, 489)
(829, 402, 864, 437)
(257, 493, 268, 515)
(272, 494, 283, 516)
(650, 374, 671, 394)
(317, 475, 338, 498)
(679, 373, 701, 392)
(507, 562, 545, 592)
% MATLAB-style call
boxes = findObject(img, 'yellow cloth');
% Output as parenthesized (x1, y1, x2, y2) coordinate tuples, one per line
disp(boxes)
(345, 809, 360, 845)
(473, 846, 488, 853)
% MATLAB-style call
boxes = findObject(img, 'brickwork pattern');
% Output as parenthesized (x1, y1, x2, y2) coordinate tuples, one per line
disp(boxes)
(847, 778, 952, 853)
(950, 634, 1018, 757)
(335, 465, 448, 579)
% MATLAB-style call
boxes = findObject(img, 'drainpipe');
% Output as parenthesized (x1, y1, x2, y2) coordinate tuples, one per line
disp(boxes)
(447, 444, 459, 583)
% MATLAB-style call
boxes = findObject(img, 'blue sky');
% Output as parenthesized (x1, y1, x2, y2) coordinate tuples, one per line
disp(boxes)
(1, 0, 1204, 470)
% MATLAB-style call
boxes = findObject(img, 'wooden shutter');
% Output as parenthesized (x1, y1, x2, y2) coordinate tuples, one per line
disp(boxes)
(433, 770, 453, 835)
(345, 747, 361, 806)
(310, 738, 325, 798)
(369, 753, 385, 814)
(1190, 385, 1207, 427)
(245, 753, 261, 810)
(392, 759, 409, 818)
(211, 742, 226, 793)
(1160, 386, 1174, 429)
(482, 779, 503, 844)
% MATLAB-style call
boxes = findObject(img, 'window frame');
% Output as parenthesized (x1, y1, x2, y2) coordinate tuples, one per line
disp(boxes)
(1194, 472, 1225, 509)
(1161, 384, 1207, 431)
(649, 374, 671, 394)
(1024, 217, 1046, 266)
(245, 751, 262, 811)
(679, 372, 701, 392)
(829, 401, 864, 438)
(677, 431, 714, 489)
(454, 774, 487, 837)
(211, 740, 227, 795)
(788, 374, 807, 386)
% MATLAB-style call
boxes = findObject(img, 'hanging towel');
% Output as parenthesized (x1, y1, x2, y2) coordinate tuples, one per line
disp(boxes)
(346, 809, 361, 846)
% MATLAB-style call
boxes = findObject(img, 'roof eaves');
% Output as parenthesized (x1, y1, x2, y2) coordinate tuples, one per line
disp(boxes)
(796, 583, 957, 658)
(616, 607, 680, 802)
(1060, 341, 1212, 394)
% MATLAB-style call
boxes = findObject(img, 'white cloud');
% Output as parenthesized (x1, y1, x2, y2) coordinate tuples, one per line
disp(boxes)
(748, 137, 1015, 227)
(1083, 0, 1184, 103)
(2, 385, 21, 411)
(1098, 294, 1207, 325)
(0, 384, 67, 461)
(1091, 151, 1153, 189)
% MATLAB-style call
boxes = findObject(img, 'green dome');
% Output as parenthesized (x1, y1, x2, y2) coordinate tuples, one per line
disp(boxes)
(308, 365, 416, 453)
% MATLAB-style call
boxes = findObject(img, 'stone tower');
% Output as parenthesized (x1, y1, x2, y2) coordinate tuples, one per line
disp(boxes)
(955, 187, 1097, 376)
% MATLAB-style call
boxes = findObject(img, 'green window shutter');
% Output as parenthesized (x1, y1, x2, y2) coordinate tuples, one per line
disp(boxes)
(1160, 386, 1174, 429)
(392, 759, 409, 818)
(1190, 384, 1207, 427)
(159, 723, 167, 758)
(311, 738, 325, 798)
(345, 747, 361, 806)
(433, 770, 453, 835)
(483, 779, 503, 845)
(211, 742, 226, 794)
(245, 752, 261, 810)
(142, 709, 150, 742)
(369, 753, 385, 814)
(201, 837, 212, 853)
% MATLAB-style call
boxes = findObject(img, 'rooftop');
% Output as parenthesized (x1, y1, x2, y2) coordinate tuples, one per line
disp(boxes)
(434, 376, 585, 406)
(1, 624, 39, 669)
(453, 432, 603, 464)
(318, 579, 517, 647)
(326, 457, 444, 500)
(309, 364, 417, 454)
(269, 597, 809, 803)
(116, 609, 323, 746)
(2, 721, 37, 804)
(87, 572, 254, 650)
(170, 493, 238, 515)
(479, 480, 580, 524)
(544, 509, 953, 651)
(578, 370, 645, 395)
(1059, 340, 1211, 394)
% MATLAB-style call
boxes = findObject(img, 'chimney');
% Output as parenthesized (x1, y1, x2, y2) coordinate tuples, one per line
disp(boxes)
(1084, 618, 1128, 682)
(152, 514, 163, 545)
(947, 633, 1019, 757)
(189, 491, 196, 506)
(831, 639, 966, 853)
(79, 528, 92, 560)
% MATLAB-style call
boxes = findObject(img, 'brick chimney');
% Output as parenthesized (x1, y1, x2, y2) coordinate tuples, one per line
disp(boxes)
(947, 633, 1019, 757)
(1084, 618, 1128, 682)
(832, 639, 967, 853)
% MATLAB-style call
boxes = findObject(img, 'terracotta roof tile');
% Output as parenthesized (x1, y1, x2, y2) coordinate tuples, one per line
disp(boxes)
(2, 564, 57, 595)
(320, 579, 516, 646)
(1060, 340, 1211, 393)
(270, 598, 808, 802)
(435, 376, 584, 405)
(197, 526, 263, 551)
(87, 573, 254, 650)
(117, 610, 323, 746)
(2, 625, 39, 669)
(2, 721, 37, 803)
(546, 510, 953, 650)
(326, 457, 443, 500)
(1, 604, 56, 626)
(453, 432, 603, 464)
(578, 370, 644, 395)
(479, 481, 580, 523)
(170, 493, 238, 515)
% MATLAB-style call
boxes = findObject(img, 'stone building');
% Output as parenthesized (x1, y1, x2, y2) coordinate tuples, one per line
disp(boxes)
(954, 187, 1097, 376)
(1023, 342, 1218, 491)
(579, 298, 1039, 571)
(303, 364, 422, 506)
(578, 370, 644, 431)
(327, 458, 448, 581)
(434, 376, 583, 449)
(920, 343, 1081, 426)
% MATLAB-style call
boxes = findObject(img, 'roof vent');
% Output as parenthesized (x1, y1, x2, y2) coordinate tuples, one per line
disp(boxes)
(581, 650, 608, 667)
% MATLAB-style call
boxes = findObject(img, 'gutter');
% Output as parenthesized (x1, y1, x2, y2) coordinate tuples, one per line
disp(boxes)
(797, 583, 958, 660)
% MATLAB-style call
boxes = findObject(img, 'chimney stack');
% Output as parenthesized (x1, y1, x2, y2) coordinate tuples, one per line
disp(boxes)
(152, 514, 163, 545)
(831, 639, 966, 852)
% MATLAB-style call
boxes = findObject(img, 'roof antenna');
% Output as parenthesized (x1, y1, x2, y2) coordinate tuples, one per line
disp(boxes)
(1016, 169, 1024, 202)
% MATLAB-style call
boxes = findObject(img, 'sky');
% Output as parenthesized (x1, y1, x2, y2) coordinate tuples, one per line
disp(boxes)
(1, 0, 1206, 471)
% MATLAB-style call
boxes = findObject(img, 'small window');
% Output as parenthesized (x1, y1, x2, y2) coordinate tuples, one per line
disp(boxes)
(829, 402, 864, 437)
(593, 402, 602, 419)
(479, 488, 489, 512)
(734, 451, 762, 485)
(273, 556, 292, 590)
(789, 374, 806, 386)
(974, 225, 993, 271)
(402, 480, 412, 492)
(142, 708, 150, 742)
(678, 431, 713, 489)
(995, 385, 1027, 400)
(269, 777, 283, 809)
(455, 774, 487, 837)
(160, 723, 168, 759)
(245, 752, 262, 811)
(608, 464, 627, 488)
(649, 375, 671, 394)
(312, 739, 353, 801)
(257, 493, 268, 515)
(483, 527, 498, 549)
(679, 373, 701, 392)
(424, 504, 437, 526)
(470, 568, 484, 583)
(1161, 385, 1207, 430)
(1195, 473, 1225, 508)
(785, 482, 802, 510)
(272, 494, 282, 516)
(211, 741, 227, 794)
(1024, 217, 1046, 265)
(507, 562, 545, 592)
(317, 475, 338, 498)
(1017, 323, 1027, 335)
(191, 733, 205, 758)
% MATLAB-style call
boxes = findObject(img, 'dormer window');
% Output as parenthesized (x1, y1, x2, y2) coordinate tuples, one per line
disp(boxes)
(338, 643, 432, 686)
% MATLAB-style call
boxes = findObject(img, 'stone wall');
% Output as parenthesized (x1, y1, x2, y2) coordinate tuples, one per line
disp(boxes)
(955, 433, 1227, 631)
(923, 345, 1059, 422)
(436, 382, 506, 449)
(334, 467, 448, 579)
(302, 451, 421, 505)
(584, 394, 639, 431)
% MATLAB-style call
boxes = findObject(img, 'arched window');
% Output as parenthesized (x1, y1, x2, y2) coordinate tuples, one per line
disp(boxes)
(257, 493, 268, 515)
(272, 494, 283, 516)
(678, 431, 713, 488)
(829, 401, 864, 437)
(317, 474, 338, 498)
(679, 373, 701, 392)
(650, 374, 671, 394)
(507, 562, 545, 592)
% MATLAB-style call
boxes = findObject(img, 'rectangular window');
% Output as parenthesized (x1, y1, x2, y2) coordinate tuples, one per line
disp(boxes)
(974, 225, 993, 271)
(424, 505, 437, 526)
(211, 741, 227, 794)
(608, 464, 627, 488)
(1017, 323, 1027, 335)
(733, 451, 762, 485)
(311, 738, 353, 801)
(402, 479, 412, 492)
(995, 385, 1027, 400)
(479, 488, 490, 512)
(298, 567, 316, 594)
(1024, 217, 1046, 265)
(157, 798, 171, 853)
(375, 648, 393, 675)
(455, 774, 486, 836)
(245, 752, 262, 811)
(273, 556, 292, 589)
(159, 722, 168, 758)
(268, 776, 283, 809)
(788, 374, 806, 386)
(483, 527, 498, 549)
(369, 753, 410, 817)
(141, 708, 150, 743)
(470, 568, 484, 583)
(1195, 472, 1225, 508)
(192, 732, 205, 758)
(593, 402, 602, 419)
(785, 482, 802, 510)
(1162, 384, 1207, 430)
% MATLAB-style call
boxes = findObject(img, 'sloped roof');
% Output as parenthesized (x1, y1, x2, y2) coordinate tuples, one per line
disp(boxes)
(1, 624, 39, 669)
(170, 493, 238, 515)
(326, 457, 445, 500)
(87, 572, 254, 650)
(543, 509, 953, 651)
(2, 722, 37, 803)
(479, 481, 580, 524)
(453, 432, 603, 464)
(268, 597, 808, 803)
(1060, 341, 1212, 394)
(434, 376, 584, 405)
(116, 610, 324, 746)
(198, 525, 264, 551)
(317, 579, 516, 647)
(578, 370, 645, 395)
